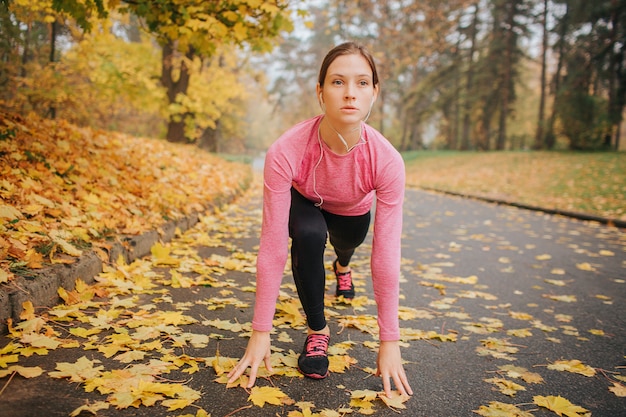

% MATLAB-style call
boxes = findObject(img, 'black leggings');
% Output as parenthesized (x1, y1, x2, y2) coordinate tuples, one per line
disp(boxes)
(289, 188, 371, 331)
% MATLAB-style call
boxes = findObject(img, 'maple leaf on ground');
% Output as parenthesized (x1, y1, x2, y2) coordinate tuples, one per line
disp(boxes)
(0, 352, 19, 368)
(543, 294, 577, 303)
(0, 365, 44, 378)
(0, 268, 11, 283)
(533, 395, 591, 417)
(208, 350, 239, 376)
(545, 279, 568, 287)
(609, 382, 626, 397)
(49, 230, 83, 257)
(473, 401, 534, 417)
(274, 298, 306, 327)
(161, 385, 202, 410)
(20, 333, 61, 350)
(247, 386, 290, 407)
(10, 301, 48, 336)
(114, 350, 147, 364)
(476, 338, 519, 361)
(576, 262, 596, 271)
(378, 390, 410, 410)
(588, 328, 605, 336)
(19, 301, 36, 320)
(169, 269, 195, 288)
(337, 315, 378, 335)
(401, 328, 458, 342)
(151, 243, 181, 267)
(547, 359, 596, 377)
(350, 389, 378, 415)
(507, 328, 533, 338)
(484, 377, 526, 396)
(328, 354, 357, 373)
(509, 311, 534, 321)
(203, 318, 243, 333)
(498, 365, 544, 384)
(69, 401, 110, 417)
(398, 306, 436, 320)
(49, 356, 104, 383)
(350, 389, 378, 402)
(153, 310, 198, 326)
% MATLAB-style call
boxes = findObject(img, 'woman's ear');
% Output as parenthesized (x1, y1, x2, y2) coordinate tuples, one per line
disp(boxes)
(316, 84, 325, 112)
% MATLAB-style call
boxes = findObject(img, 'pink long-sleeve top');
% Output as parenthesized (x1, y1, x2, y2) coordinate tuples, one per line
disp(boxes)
(252, 115, 405, 341)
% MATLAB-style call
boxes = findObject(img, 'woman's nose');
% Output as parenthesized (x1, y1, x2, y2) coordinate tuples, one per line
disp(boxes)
(344, 84, 355, 100)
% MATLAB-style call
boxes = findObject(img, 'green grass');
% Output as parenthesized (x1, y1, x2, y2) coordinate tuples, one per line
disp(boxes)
(403, 151, 626, 221)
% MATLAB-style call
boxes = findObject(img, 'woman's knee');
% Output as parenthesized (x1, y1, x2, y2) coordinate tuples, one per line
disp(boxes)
(291, 222, 327, 246)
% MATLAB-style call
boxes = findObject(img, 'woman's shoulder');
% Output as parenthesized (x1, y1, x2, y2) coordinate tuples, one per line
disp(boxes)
(267, 115, 321, 161)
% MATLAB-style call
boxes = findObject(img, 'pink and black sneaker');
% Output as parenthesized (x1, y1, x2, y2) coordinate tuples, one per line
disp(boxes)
(297, 333, 330, 379)
(333, 259, 355, 299)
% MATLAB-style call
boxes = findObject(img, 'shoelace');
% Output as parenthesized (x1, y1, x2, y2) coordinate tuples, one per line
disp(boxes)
(336, 271, 352, 291)
(305, 334, 329, 357)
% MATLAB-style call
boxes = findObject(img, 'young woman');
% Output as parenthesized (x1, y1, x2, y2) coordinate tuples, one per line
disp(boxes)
(227, 42, 413, 398)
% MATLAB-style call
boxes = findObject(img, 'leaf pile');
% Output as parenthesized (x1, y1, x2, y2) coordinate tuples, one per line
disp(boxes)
(0, 111, 250, 282)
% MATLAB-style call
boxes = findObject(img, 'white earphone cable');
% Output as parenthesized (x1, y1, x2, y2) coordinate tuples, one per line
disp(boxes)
(313, 125, 325, 207)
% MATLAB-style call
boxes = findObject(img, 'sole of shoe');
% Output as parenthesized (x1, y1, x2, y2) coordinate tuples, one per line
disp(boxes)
(336, 290, 355, 299)
(298, 368, 330, 379)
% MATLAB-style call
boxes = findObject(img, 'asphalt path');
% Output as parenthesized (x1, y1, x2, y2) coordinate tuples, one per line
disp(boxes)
(0, 184, 624, 417)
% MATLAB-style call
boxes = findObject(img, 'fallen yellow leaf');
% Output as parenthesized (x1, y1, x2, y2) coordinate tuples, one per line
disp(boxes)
(0, 365, 44, 378)
(609, 382, 626, 397)
(533, 395, 590, 417)
(378, 390, 410, 410)
(247, 386, 289, 407)
(547, 359, 596, 377)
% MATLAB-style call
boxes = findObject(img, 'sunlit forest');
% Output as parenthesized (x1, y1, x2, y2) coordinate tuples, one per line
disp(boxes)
(1, 0, 625, 152)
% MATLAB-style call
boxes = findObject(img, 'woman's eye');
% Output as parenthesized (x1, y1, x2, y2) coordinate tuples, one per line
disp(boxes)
(359, 80, 369, 86)
(332, 80, 343, 86)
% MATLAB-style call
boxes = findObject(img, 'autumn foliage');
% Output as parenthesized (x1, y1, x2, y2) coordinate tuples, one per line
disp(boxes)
(0, 111, 251, 283)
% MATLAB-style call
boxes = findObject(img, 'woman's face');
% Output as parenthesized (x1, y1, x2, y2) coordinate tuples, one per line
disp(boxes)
(317, 53, 378, 126)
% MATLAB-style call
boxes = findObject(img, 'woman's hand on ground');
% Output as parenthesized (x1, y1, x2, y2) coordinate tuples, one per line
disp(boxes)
(227, 330, 273, 388)
(376, 340, 413, 398)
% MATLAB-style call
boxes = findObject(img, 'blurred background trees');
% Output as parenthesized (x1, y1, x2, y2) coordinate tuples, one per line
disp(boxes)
(1, 0, 624, 152)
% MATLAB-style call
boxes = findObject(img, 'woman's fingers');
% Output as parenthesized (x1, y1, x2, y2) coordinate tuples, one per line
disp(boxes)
(393, 371, 413, 397)
(227, 359, 248, 383)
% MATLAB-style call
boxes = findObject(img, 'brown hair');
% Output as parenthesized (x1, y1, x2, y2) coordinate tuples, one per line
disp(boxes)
(318, 42, 379, 88)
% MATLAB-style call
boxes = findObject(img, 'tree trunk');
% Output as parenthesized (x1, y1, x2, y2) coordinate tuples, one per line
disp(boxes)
(161, 41, 195, 143)
(451, 37, 461, 150)
(546, 4, 569, 150)
(409, 121, 423, 150)
(378, 88, 385, 134)
(48, 20, 57, 119)
(461, 2, 479, 151)
(400, 108, 410, 151)
(478, 112, 491, 151)
(496, 2, 516, 151)
(607, 0, 624, 150)
(534, 0, 549, 149)
(198, 120, 220, 152)
(20, 23, 30, 78)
